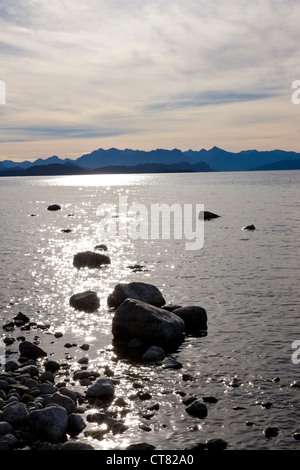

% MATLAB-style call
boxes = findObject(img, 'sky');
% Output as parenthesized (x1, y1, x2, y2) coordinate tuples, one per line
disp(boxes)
(0, 0, 300, 162)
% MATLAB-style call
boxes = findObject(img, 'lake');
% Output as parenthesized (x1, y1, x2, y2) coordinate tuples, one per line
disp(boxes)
(0, 170, 299, 450)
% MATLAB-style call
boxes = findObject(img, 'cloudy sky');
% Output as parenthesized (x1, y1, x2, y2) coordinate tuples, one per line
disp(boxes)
(0, 0, 300, 161)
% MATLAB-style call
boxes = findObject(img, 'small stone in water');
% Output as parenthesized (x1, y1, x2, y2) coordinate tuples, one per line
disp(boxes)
(264, 427, 279, 438)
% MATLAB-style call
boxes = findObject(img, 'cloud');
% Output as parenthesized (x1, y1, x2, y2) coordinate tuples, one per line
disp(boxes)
(0, 0, 300, 157)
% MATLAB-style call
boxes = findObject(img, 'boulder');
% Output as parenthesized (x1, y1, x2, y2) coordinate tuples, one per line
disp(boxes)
(173, 306, 207, 331)
(47, 204, 61, 211)
(69, 291, 100, 312)
(28, 405, 68, 443)
(242, 224, 256, 231)
(19, 341, 47, 359)
(73, 251, 111, 269)
(107, 282, 165, 309)
(112, 298, 185, 346)
(94, 244, 108, 251)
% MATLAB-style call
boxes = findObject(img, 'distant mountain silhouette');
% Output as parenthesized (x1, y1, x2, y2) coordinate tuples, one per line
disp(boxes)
(248, 159, 300, 171)
(1, 147, 300, 173)
(0, 160, 213, 177)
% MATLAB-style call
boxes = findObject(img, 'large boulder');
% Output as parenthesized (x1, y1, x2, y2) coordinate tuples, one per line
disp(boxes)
(112, 298, 185, 346)
(28, 406, 68, 443)
(69, 291, 100, 312)
(107, 282, 165, 309)
(73, 251, 111, 269)
(173, 306, 207, 331)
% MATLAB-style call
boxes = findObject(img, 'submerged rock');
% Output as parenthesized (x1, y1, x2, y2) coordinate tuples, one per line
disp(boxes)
(73, 251, 111, 269)
(69, 291, 100, 312)
(107, 282, 165, 309)
(112, 298, 185, 346)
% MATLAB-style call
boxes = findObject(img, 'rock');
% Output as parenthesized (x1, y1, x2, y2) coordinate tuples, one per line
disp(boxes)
(14, 312, 30, 323)
(173, 306, 207, 331)
(142, 346, 165, 362)
(47, 204, 61, 211)
(73, 251, 111, 269)
(38, 383, 58, 395)
(0, 422, 14, 435)
(292, 433, 300, 441)
(264, 427, 279, 438)
(162, 358, 183, 369)
(2, 402, 29, 426)
(69, 291, 100, 312)
(199, 211, 220, 221)
(18, 365, 40, 377)
(202, 396, 218, 404)
(185, 399, 208, 418)
(28, 405, 68, 443)
(126, 443, 155, 450)
(54, 332, 64, 338)
(112, 422, 129, 435)
(94, 244, 108, 251)
(60, 442, 95, 450)
(67, 413, 86, 435)
(242, 224, 256, 231)
(86, 379, 115, 399)
(44, 360, 60, 373)
(43, 392, 77, 415)
(107, 282, 165, 309)
(206, 438, 228, 450)
(19, 341, 47, 359)
(61, 229, 72, 233)
(112, 299, 185, 346)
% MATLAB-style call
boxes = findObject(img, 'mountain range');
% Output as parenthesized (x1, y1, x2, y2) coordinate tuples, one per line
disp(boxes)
(0, 147, 300, 176)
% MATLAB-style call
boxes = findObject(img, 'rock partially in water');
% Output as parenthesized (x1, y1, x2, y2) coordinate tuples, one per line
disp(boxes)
(142, 346, 165, 362)
(69, 291, 100, 312)
(185, 399, 208, 418)
(199, 211, 221, 221)
(126, 442, 156, 450)
(19, 341, 47, 359)
(86, 379, 115, 399)
(73, 251, 111, 269)
(162, 358, 183, 369)
(112, 298, 185, 346)
(47, 204, 61, 211)
(172, 306, 207, 332)
(242, 224, 256, 231)
(60, 441, 95, 450)
(206, 438, 228, 450)
(28, 405, 68, 443)
(107, 282, 165, 309)
(94, 244, 108, 251)
(264, 426, 280, 438)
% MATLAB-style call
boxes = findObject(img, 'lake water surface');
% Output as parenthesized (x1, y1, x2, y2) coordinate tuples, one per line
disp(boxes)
(0, 170, 299, 450)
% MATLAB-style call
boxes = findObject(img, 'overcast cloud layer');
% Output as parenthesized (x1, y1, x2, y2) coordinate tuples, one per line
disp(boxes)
(0, 0, 299, 160)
